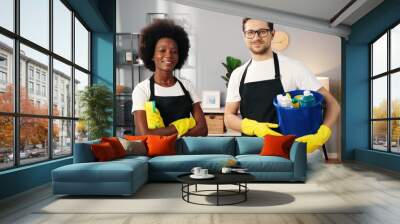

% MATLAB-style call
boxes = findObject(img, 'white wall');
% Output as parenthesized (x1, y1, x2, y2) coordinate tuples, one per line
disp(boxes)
(117, 0, 342, 158)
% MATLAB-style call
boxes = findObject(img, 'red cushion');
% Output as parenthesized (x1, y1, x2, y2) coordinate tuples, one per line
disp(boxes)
(101, 137, 126, 158)
(124, 135, 148, 142)
(146, 134, 177, 157)
(260, 135, 296, 159)
(91, 142, 118, 161)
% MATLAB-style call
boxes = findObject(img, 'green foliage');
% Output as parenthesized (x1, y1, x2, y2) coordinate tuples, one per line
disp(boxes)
(79, 84, 113, 140)
(221, 56, 242, 87)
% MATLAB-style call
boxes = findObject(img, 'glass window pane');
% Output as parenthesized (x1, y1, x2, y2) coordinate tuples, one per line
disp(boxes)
(391, 24, 400, 70)
(0, 35, 14, 112)
(372, 77, 387, 119)
(0, 116, 14, 170)
(75, 120, 88, 143)
(391, 120, 400, 153)
(0, 0, 14, 31)
(53, 119, 72, 158)
(74, 69, 89, 118)
(53, 0, 72, 60)
(20, 44, 49, 115)
(20, 117, 49, 165)
(53, 59, 72, 117)
(372, 33, 387, 76)
(392, 72, 400, 118)
(20, 0, 49, 49)
(75, 18, 89, 70)
(372, 121, 388, 151)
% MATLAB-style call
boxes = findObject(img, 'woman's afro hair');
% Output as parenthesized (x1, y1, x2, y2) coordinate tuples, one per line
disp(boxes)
(139, 19, 190, 71)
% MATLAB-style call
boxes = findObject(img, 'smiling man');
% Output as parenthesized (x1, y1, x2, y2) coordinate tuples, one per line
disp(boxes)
(224, 18, 340, 153)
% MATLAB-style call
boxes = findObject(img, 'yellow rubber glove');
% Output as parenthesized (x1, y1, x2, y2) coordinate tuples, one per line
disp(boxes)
(170, 117, 196, 137)
(145, 101, 165, 129)
(295, 125, 331, 153)
(241, 118, 282, 137)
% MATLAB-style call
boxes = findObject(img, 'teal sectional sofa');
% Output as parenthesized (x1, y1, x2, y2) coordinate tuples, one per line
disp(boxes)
(52, 137, 306, 196)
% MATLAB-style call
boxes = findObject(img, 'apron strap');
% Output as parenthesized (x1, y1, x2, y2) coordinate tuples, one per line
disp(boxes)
(149, 75, 155, 101)
(149, 75, 192, 103)
(176, 79, 193, 104)
(273, 52, 281, 79)
(239, 60, 252, 96)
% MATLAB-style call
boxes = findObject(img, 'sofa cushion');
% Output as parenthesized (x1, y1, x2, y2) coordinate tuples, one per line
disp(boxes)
(52, 159, 147, 183)
(53, 163, 132, 183)
(148, 154, 235, 172)
(124, 135, 148, 142)
(236, 137, 263, 155)
(178, 137, 235, 155)
(260, 135, 296, 159)
(118, 138, 147, 156)
(236, 155, 293, 172)
(101, 137, 127, 158)
(91, 142, 118, 161)
(73, 139, 100, 163)
(147, 134, 177, 157)
(115, 155, 150, 164)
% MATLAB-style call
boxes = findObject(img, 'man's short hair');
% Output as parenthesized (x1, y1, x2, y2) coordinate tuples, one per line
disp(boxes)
(242, 18, 274, 32)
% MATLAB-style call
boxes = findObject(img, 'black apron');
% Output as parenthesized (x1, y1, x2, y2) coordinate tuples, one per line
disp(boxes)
(239, 52, 285, 123)
(149, 75, 193, 126)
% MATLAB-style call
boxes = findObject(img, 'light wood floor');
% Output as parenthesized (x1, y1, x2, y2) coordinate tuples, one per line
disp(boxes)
(1, 160, 400, 224)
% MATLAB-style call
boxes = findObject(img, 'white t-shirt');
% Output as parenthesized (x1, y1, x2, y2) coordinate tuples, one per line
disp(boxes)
(226, 54, 322, 103)
(131, 77, 200, 112)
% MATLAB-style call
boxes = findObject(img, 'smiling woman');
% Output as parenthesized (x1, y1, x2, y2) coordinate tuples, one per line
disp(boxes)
(131, 20, 208, 137)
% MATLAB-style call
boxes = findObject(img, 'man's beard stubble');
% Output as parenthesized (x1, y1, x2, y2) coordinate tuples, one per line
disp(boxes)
(249, 43, 270, 55)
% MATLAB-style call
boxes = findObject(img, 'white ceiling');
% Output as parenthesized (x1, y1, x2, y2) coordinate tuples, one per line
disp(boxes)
(165, 0, 384, 37)
(224, 0, 352, 23)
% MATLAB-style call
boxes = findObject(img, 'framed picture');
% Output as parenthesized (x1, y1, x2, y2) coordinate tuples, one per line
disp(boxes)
(202, 91, 220, 109)
(147, 13, 168, 24)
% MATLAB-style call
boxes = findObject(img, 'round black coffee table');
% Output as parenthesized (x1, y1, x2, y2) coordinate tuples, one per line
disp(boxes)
(177, 173, 255, 206)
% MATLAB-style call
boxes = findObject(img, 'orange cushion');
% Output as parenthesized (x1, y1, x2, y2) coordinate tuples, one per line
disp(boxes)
(91, 142, 118, 161)
(146, 134, 177, 157)
(260, 135, 296, 159)
(101, 137, 126, 158)
(124, 135, 148, 142)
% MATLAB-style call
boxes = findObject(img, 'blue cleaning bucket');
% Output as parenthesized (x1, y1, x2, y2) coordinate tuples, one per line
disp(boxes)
(273, 90, 324, 137)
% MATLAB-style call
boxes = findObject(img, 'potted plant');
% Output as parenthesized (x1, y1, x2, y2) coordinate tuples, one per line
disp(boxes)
(221, 56, 242, 87)
(79, 84, 113, 140)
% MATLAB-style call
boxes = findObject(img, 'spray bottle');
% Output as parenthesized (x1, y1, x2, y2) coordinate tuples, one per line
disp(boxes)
(300, 90, 315, 107)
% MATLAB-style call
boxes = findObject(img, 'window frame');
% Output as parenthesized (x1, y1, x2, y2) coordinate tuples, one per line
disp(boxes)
(0, 52, 7, 85)
(370, 20, 400, 154)
(0, 53, 7, 68)
(0, 53, 8, 89)
(0, 0, 92, 171)
(0, 70, 7, 85)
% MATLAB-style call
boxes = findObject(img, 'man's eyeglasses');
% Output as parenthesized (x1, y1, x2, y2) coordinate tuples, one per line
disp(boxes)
(244, 29, 271, 39)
